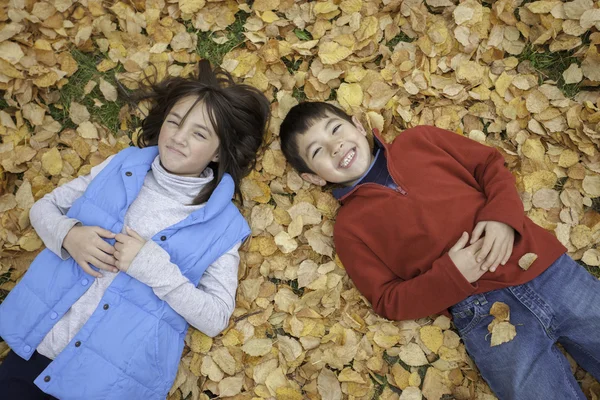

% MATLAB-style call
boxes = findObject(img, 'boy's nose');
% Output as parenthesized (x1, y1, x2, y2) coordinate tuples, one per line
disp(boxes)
(331, 141, 343, 156)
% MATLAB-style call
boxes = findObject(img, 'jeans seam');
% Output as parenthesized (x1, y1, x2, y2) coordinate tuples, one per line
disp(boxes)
(508, 286, 556, 340)
(560, 336, 600, 369)
(550, 345, 584, 399)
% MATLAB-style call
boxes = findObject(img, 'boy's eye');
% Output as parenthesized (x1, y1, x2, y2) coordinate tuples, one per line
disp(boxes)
(332, 124, 341, 134)
(168, 120, 179, 126)
(312, 147, 321, 159)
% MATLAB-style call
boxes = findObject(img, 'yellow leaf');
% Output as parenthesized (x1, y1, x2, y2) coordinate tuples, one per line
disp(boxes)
(318, 42, 352, 65)
(490, 321, 517, 346)
(241, 338, 273, 356)
(179, 0, 205, 14)
(41, 148, 63, 176)
(337, 83, 363, 111)
(419, 325, 443, 353)
(190, 330, 212, 353)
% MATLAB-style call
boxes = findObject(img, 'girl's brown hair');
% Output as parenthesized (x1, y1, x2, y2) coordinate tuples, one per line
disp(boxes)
(126, 60, 270, 204)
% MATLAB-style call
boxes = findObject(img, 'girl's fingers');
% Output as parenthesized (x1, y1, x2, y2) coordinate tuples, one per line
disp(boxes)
(93, 227, 116, 239)
(92, 249, 117, 267)
(90, 257, 118, 273)
(115, 234, 127, 244)
(125, 226, 144, 242)
(96, 239, 115, 255)
(78, 260, 102, 278)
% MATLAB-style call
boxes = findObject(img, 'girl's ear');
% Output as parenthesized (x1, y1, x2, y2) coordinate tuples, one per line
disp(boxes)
(300, 173, 327, 187)
(352, 116, 367, 136)
(211, 151, 219, 163)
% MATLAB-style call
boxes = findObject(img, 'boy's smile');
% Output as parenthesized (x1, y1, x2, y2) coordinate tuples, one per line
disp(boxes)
(295, 113, 373, 186)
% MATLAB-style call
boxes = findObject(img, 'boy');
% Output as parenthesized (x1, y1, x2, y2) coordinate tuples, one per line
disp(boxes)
(280, 102, 600, 399)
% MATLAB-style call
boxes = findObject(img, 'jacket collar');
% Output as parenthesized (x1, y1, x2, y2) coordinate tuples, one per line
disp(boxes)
(122, 146, 235, 223)
(333, 129, 389, 202)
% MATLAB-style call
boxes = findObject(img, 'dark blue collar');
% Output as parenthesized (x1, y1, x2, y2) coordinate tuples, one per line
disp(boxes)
(333, 137, 386, 200)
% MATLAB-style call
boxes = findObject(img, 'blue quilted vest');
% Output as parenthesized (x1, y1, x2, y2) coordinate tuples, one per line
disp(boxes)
(0, 146, 250, 399)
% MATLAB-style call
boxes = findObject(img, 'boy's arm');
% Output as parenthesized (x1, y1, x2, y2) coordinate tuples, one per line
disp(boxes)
(29, 155, 115, 259)
(335, 233, 477, 321)
(422, 126, 524, 236)
(126, 241, 241, 337)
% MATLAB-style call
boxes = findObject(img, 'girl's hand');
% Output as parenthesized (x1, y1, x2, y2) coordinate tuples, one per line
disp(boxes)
(63, 226, 118, 278)
(470, 221, 515, 272)
(114, 227, 146, 273)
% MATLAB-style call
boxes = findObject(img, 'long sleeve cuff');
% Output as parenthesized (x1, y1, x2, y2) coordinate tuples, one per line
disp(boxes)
(53, 218, 81, 260)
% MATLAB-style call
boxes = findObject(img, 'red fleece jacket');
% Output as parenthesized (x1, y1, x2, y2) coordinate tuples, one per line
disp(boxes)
(333, 125, 567, 321)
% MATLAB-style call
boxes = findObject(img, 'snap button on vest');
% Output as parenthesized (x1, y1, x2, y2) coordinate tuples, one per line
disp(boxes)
(44, 376, 51, 382)
(75, 341, 81, 347)
(81, 279, 89, 285)
(161, 236, 167, 241)
(103, 304, 109, 310)
(125, 171, 132, 176)
(24, 345, 31, 353)
(50, 312, 58, 319)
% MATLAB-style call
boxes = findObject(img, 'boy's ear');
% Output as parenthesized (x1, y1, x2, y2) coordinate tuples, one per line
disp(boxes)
(300, 173, 327, 187)
(352, 116, 367, 136)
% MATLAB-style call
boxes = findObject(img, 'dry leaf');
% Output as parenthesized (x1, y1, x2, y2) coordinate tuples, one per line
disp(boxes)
(518, 253, 538, 270)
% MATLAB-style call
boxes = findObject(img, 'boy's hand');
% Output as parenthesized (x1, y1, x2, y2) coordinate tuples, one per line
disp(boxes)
(63, 226, 118, 278)
(114, 227, 146, 273)
(470, 221, 515, 272)
(449, 232, 487, 283)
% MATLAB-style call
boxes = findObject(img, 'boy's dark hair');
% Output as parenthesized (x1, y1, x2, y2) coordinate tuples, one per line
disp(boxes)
(126, 60, 270, 204)
(279, 102, 353, 174)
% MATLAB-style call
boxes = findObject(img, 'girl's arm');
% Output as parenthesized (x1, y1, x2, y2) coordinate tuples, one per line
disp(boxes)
(29, 155, 115, 259)
(126, 242, 241, 337)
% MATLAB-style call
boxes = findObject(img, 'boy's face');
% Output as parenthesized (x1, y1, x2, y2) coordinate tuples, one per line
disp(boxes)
(295, 113, 372, 186)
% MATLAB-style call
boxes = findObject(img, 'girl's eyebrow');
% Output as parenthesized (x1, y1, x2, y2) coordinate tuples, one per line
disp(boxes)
(170, 111, 213, 136)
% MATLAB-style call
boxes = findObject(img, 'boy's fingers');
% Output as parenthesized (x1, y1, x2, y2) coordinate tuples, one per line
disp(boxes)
(489, 249, 505, 272)
(477, 236, 494, 263)
(482, 244, 501, 270)
(470, 222, 485, 244)
(451, 232, 469, 251)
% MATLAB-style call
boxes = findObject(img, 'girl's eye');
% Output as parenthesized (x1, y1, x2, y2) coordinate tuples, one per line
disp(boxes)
(312, 147, 321, 159)
(332, 124, 341, 134)
(168, 120, 179, 126)
(194, 132, 207, 139)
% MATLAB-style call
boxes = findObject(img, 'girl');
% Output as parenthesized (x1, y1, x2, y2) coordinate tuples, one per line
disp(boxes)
(0, 60, 270, 400)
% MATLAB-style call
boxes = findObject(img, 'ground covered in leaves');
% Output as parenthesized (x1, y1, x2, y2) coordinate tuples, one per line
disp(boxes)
(1, 0, 600, 399)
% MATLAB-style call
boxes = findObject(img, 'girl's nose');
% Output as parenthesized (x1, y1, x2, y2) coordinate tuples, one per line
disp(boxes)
(172, 129, 187, 145)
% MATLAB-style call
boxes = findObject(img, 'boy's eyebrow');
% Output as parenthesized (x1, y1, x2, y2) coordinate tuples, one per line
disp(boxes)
(305, 117, 337, 159)
(324, 117, 337, 132)
(170, 112, 213, 136)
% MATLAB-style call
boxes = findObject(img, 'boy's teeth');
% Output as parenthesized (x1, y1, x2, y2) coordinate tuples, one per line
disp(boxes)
(340, 149, 355, 167)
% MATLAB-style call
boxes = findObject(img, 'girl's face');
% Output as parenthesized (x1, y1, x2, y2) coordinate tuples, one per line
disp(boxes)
(158, 96, 220, 177)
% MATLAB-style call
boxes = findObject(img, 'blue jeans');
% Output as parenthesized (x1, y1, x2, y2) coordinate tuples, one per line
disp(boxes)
(450, 254, 600, 400)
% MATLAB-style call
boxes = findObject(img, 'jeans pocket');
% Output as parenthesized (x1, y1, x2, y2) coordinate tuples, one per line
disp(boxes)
(451, 305, 482, 336)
